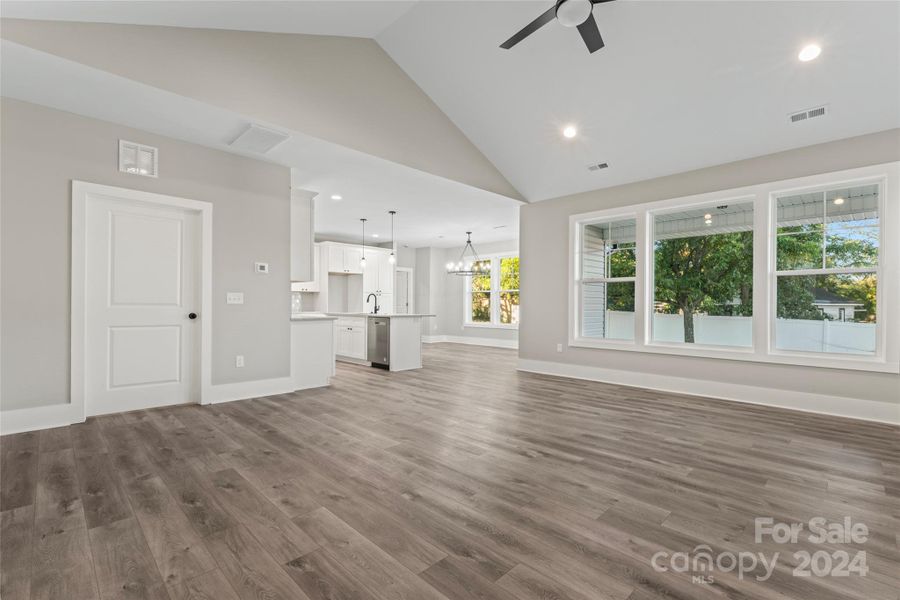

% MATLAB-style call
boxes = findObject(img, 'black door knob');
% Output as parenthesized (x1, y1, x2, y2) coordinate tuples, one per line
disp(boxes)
(188, 313, 197, 320)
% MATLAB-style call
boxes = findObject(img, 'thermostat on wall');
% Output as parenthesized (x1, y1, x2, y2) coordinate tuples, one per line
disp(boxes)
(254, 262, 270, 274)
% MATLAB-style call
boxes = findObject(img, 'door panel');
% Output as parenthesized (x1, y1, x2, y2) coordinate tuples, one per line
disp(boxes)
(111, 212, 182, 305)
(109, 326, 181, 387)
(86, 195, 200, 415)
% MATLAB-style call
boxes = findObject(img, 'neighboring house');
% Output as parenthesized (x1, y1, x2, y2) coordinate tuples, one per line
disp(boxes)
(812, 288, 863, 322)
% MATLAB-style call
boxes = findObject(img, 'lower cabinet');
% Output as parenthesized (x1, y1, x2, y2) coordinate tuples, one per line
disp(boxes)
(335, 318, 367, 360)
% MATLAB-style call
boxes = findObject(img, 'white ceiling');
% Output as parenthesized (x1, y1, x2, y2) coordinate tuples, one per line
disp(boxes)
(0, 1, 416, 38)
(1, 40, 519, 248)
(3, 0, 899, 208)
(377, 0, 900, 201)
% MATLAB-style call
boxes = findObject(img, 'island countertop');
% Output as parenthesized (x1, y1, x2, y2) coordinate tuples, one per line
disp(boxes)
(291, 313, 339, 321)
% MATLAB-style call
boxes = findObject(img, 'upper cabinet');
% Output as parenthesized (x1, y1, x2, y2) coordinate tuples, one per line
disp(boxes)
(363, 250, 394, 297)
(291, 245, 320, 292)
(290, 192, 315, 282)
(326, 244, 363, 274)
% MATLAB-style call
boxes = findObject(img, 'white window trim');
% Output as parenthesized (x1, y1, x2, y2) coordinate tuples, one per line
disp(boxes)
(464, 253, 519, 329)
(568, 161, 899, 374)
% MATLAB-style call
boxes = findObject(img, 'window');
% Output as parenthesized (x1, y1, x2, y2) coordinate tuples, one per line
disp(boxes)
(466, 255, 519, 326)
(568, 163, 896, 373)
(499, 257, 520, 325)
(652, 201, 754, 347)
(577, 218, 636, 340)
(774, 184, 879, 355)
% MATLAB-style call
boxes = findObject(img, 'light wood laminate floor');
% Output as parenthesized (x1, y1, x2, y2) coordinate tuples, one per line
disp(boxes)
(1, 344, 898, 600)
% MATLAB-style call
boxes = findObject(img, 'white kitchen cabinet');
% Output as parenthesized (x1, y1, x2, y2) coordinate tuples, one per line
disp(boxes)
(363, 251, 378, 296)
(362, 251, 394, 298)
(290, 192, 315, 281)
(335, 317, 366, 360)
(291, 245, 320, 292)
(327, 244, 364, 274)
(344, 247, 363, 273)
(378, 254, 394, 296)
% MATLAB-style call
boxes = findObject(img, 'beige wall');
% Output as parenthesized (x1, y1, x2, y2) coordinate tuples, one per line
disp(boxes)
(520, 129, 900, 407)
(413, 240, 519, 343)
(1, 99, 291, 411)
(1, 18, 521, 200)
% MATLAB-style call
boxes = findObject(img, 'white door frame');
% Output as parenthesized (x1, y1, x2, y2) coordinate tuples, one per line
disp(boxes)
(71, 181, 213, 420)
(395, 267, 414, 313)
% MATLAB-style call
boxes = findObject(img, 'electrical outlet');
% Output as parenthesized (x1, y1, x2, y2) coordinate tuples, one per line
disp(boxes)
(226, 292, 244, 305)
(235, 355, 245, 368)
(556, 343, 563, 353)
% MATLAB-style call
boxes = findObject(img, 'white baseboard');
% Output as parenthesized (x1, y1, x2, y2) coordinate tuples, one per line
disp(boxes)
(204, 376, 297, 405)
(423, 335, 518, 349)
(517, 358, 899, 425)
(0, 375, 324, 435)
(0, 402, 84, 435)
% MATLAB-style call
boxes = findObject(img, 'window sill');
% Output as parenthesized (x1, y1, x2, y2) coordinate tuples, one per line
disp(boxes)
(568, 337, 898, 374)
(464, 323, 519, 330)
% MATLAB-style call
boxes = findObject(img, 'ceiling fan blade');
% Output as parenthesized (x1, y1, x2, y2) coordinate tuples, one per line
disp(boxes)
(577, 12, 605, 53)
(500, 6, 557, 49)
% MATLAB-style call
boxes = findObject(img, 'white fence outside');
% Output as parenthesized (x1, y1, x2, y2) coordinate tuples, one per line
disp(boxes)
(603, 311, 875, 354)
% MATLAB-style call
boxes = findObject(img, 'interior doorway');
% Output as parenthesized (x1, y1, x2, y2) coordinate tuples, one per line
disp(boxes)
(395, 268, 414, 314)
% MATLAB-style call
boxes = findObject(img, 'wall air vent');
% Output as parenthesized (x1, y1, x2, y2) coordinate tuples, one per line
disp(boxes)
(119, 140, 158, 177)
(588, 162, 609, 172)
(229, 124, 290, 154)
(789, 105, 827, 124)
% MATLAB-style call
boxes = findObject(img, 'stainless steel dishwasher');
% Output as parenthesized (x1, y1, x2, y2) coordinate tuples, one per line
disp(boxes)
(367, 317, 390, 369)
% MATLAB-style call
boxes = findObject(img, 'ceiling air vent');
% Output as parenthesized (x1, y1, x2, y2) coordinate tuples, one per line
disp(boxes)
(229, 124, 290, 154)
(588, 162, 609, 172)
(789, 105, 827, 124)
(119, 140, 158, 177)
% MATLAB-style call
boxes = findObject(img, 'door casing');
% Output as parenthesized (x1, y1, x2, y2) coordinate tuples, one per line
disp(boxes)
(71, 181, 213, 420)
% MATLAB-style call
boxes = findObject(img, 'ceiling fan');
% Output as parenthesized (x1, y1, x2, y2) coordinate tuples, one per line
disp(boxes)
(500, 0, 615, 54)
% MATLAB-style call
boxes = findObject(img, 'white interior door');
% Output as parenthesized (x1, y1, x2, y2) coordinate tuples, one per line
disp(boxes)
(395, 270, 411, 314)
(85, 195, 200, 415)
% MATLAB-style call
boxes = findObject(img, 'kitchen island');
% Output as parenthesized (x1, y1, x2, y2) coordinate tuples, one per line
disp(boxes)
(327, 313, 435, 371)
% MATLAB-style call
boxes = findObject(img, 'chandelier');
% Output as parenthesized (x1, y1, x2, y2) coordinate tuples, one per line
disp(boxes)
(446, 232, 485, 276)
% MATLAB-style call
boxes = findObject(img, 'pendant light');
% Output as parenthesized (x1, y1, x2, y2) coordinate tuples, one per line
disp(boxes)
(446, 232, 483, 276)
(359, 218, 367, 268)
(388, 210, 397, 265)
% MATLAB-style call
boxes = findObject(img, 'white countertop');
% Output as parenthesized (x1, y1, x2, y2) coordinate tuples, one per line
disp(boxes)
(327, 312, 436, 319)
(291, 313, 338, 321)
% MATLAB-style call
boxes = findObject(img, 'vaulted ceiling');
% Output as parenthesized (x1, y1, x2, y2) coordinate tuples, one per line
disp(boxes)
(2, 0, 898, 240)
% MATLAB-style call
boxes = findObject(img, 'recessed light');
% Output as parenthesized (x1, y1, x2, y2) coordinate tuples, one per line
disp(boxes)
(562, 125, 578, 139)
(330, 194, 342, 201)
(798, 44, 821, 62)
(372, 233, 379, 238)
(833, 197, 845, 205)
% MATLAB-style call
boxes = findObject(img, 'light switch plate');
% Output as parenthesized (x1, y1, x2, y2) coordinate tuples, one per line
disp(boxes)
(254, 262, 269, 274)
(226, 292, 244, 305)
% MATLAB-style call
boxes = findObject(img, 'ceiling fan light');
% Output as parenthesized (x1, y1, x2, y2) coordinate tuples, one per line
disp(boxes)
(556, 0, 593, 28)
